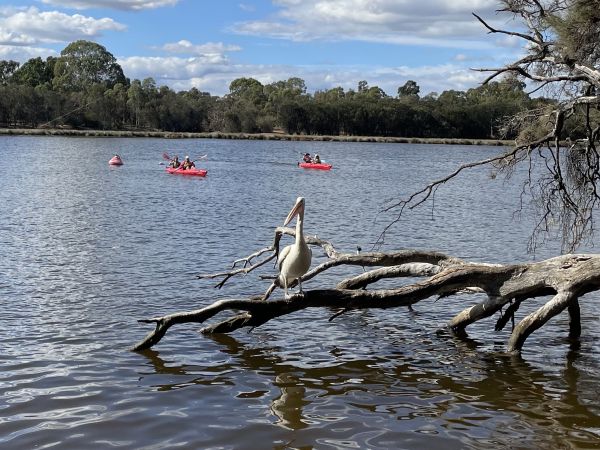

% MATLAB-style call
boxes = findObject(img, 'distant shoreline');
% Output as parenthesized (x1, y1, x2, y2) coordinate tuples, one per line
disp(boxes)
(0, 128, 511, 146)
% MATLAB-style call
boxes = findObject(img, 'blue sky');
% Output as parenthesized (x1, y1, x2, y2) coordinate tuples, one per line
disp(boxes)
(0, 0, 523, 96)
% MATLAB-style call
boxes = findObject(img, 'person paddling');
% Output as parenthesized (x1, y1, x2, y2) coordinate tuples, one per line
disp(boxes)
(303, 153, 312, 163)
(181, 156, 195, 170)
(169, 155, 180, 168)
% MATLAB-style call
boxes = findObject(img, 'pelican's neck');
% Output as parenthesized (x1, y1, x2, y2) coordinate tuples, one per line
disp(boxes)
(295, 212, 305, 245)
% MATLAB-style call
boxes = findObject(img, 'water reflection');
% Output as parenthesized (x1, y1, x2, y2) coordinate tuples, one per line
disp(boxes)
(271, 373, 310, 430)
(3, 137, 600, 449)
(138, 333, 600, 448)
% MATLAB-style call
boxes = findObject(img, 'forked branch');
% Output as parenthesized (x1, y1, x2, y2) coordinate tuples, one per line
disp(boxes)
(134, 228, 600, 356)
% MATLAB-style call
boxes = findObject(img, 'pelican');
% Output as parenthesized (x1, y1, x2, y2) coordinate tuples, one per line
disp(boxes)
(278, 197, 312, 298)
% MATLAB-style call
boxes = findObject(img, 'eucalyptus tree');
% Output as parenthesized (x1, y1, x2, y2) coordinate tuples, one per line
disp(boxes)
(264, 77, 309, 131)
(127, 79, 145, 128)
(226, 77, 268, 132)
(11, 57, 55, 87)
(228, 77, 266, 104)
(182, 87, 215, 131)
(53, 40, 126, 92)
(397, 80, 420, 100)
(0, 60, 19, 85)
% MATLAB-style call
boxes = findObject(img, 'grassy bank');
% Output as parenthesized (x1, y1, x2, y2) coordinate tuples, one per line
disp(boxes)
(0, 128, 512, 146)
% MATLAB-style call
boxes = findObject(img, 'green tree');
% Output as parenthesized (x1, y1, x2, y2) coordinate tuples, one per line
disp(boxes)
(398, 80, 420, 100)
(12, 57, 54, 87)
(53, 40, 126, 92)
(365, 86, 388, 99)
(0, 60, 19, 85)
(314, 87, 345, 103)
(126, 79, 144, 128)
(228, 77, 266, 106)
(264, 78, 310, 131)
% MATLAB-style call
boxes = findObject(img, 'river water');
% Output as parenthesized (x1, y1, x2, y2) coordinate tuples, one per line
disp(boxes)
(0, 136, 598, 449)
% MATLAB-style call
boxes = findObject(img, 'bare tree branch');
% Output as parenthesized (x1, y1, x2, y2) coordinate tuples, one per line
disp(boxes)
(472, 12, 544, 46)
(134, 224, 600, 355)
(387, 3, 600, 252)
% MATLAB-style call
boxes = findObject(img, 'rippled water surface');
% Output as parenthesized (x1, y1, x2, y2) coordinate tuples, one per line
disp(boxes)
(1, 136, 599, 449)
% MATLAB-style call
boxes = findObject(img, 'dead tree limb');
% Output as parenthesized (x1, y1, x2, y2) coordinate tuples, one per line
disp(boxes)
(134, 228, 600, 355)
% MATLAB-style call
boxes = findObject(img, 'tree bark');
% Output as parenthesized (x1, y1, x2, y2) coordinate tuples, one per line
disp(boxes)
(133, 230, 600, 355)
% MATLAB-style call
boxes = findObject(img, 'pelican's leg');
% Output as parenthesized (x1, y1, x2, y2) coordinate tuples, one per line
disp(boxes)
(283, 279, 289, 299)
(298, 277, 303, 294)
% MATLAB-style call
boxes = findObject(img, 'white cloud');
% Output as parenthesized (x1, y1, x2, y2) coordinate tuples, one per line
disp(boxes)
(238, 3, 256, 12)
(118, 53, 488, 97)
(0, 44, 58, 62)
(157, 40, 241, 56)
(0, 6, 125, 45)
(0, 30, 37, 46)
(119, 55, 234, 80)
(0, 1, 501, 98)
(231, 0, 503, 48)
(495, 34, 523, 48)
(40, 0, 179, 11)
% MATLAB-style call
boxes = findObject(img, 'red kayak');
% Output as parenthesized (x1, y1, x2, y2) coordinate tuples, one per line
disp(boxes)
(166, 167, 207, 177)
(108, 155, 123, 165)
(299, 162, 332, 170)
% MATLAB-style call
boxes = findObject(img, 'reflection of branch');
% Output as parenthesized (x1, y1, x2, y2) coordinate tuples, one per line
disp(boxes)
(138, 325, 600, 436)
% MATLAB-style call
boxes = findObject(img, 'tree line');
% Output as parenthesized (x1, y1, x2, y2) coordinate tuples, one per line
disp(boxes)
(0, 40, 551, 139)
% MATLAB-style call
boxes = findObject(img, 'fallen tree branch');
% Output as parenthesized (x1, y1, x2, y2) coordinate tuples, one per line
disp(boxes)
(134, 228, 600, 355)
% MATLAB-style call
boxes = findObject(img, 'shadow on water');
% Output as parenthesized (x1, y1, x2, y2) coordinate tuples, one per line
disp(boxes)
(138, 332, 600, 449)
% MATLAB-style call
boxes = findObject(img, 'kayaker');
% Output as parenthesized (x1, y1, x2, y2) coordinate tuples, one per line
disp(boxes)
(314, 154, 321, 164)
(169, 155, 180, 168)
(303, 153, 312, 163)
(181, 156, 195, 170)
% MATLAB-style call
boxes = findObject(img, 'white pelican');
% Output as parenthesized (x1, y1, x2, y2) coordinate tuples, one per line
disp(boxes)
(278, 197, 312, 298)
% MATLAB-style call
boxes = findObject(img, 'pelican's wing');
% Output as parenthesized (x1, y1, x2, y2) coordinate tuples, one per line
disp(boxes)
(277, 245, 292, 272)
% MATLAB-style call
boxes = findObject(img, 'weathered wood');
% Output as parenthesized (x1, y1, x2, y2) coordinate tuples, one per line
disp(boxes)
(134, 227, 600, 355)
(507, 291, 575, 353)
(495, 297, 524, 331)
(337, 263, 441, 290)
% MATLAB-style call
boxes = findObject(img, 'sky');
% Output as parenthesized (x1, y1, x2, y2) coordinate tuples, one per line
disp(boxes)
(0, 0, 525, 97)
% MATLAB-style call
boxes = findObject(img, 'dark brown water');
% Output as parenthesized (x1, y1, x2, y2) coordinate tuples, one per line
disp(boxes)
(1, 136, 599, 449)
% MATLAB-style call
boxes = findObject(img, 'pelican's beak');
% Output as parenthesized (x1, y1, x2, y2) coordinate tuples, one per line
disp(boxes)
(284, 197, 305, 226)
